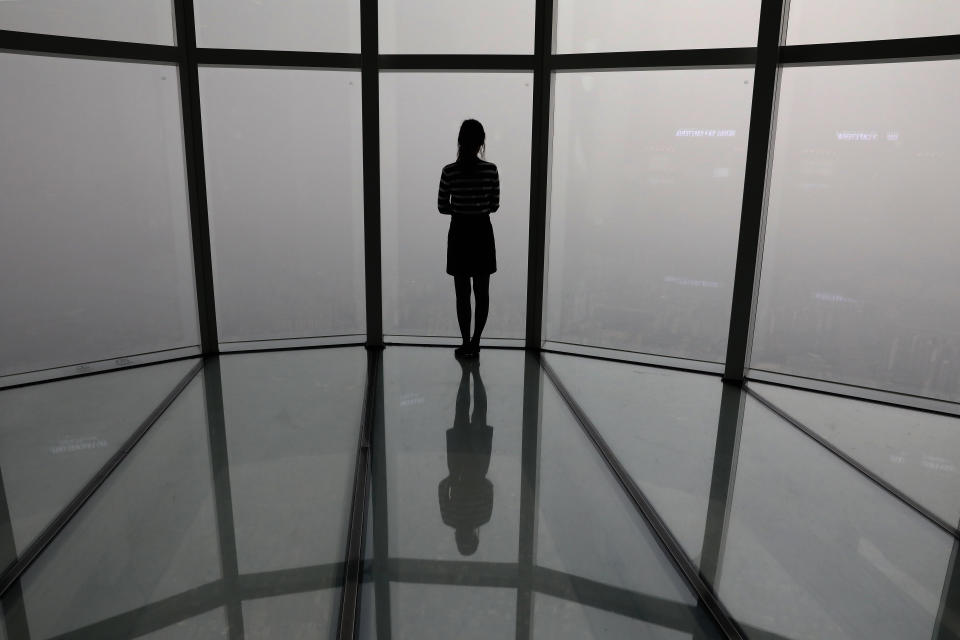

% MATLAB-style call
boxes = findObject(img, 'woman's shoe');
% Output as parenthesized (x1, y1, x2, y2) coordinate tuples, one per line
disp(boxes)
(454, 344, 471, 359)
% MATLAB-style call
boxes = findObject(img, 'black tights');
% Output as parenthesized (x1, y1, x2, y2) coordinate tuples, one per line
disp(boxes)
(454, 274, 490, 346)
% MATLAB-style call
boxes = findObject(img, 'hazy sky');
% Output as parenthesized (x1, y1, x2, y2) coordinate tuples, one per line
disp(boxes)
(0, 53, 199, 377)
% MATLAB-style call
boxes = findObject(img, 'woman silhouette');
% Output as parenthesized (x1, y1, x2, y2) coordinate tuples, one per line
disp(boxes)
(438, 358, 493, 555)
(438, 119, 500, 359)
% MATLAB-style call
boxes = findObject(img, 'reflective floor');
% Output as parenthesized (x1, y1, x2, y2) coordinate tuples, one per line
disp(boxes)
(0, 346, 958, 639)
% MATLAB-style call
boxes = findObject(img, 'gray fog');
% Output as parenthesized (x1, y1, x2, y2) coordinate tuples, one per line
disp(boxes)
(547, 68, 754, 363)
(753, 60, 960, 401)
(0, 53, 199, 378)
(200, 67, 366, 343)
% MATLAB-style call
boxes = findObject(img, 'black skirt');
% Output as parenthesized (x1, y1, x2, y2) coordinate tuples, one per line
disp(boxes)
(446, 214, 497, 276)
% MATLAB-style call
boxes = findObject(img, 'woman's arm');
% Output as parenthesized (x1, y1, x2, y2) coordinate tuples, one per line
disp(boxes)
(488, 165, 500, 214)
(438, 167, 452, 215)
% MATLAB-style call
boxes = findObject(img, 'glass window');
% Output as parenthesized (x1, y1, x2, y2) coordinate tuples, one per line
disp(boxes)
(378, 0, 535, 54)
(200, 67, 365, 344)
(753, 60, 960, 402)
(787, 1, 960, 44)
(546, 69, 753, 362)
(555, 0, 762, 53)
(0, 0, 174, 44)
(194, 0, 360, 52)
(0, 53, 199, 379)
(380, 72, 532, 341)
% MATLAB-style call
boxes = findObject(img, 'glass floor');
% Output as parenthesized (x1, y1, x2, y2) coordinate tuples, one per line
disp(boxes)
(0, 346, 958, 639)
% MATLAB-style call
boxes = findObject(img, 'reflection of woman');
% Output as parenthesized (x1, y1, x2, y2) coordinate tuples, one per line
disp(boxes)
(438, 359, 493, 556)
(438, 119, 501, 359)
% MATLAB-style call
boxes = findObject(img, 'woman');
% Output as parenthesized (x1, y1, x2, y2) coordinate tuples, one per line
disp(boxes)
(437, 119, 500, 359)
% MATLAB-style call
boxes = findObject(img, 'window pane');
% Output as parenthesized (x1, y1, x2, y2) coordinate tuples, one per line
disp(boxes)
(200, 67, 365, 344)
(753, 61, 960, 402)
(787, 1, 960, 44)
(555, 0, 762, 53)
(0, 0, 174, 44)
(0, 53, 199, 378)
(195, 0, 359, 51)
(378, 0, 535, 54)
(380, 72, 532, 340)
(546, 70, 753, 362)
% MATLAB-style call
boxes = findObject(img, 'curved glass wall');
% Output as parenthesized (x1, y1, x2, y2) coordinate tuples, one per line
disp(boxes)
(0, 0, 956, 459)
(0, 0, 175, 44)
(545, 68, 753, 363)
(200, 67, 366, 345)
(0, 53, 200, 381)
(554, 0, 762, 53)
(378, 0, 535, 54)
(195, 0, 360, 51)
(786, 1, 960, 44)
(753, 59, 960, 402)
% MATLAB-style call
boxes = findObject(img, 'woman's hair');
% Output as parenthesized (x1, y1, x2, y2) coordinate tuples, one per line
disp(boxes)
(457, 119, 485, 162)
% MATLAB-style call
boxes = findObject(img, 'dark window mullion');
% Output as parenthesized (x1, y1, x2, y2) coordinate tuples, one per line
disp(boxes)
(723, 0, 790, 382)
(361, 0, 384, 348)
(524, 0, 556, 350)
(173, 0, 220, 355)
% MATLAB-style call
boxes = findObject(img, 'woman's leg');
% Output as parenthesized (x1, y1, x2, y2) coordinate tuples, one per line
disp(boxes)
(454, 275, 472, 347)
(470, 364, 487, 426)
(471, 274, 490, 349)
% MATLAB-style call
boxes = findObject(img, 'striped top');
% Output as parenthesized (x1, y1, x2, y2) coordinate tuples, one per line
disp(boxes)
(438, 160, 500, 216)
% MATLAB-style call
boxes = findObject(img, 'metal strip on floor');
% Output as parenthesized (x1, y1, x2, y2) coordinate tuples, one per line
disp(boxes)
(336, 348, 381, 639)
